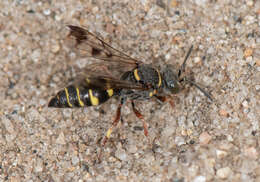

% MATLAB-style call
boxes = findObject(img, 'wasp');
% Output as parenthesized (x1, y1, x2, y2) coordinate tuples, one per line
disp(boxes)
(48, 25, 212, 145)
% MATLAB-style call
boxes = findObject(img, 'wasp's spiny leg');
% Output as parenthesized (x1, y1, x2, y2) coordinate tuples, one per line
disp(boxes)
(103, 98, 125, 146)
(131, 101, 148, 137)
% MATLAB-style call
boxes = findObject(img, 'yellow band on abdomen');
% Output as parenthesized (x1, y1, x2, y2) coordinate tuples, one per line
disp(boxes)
(76, 88, 84, 107)
(89, 89, 99, 106)
(107, 89, 114, 97)
(64, 88, 73, 107)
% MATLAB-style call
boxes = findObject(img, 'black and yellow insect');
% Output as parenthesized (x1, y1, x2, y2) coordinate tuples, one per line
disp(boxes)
(49, 25, 212, 145)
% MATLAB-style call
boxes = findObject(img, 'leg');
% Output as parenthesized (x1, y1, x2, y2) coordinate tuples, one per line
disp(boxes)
(131, 101, 148, 137)
(102, 98, 124, 146)
(155, 95, 175, 108)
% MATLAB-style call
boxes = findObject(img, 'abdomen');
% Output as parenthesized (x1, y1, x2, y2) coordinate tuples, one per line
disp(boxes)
(48, 85, 114, 108)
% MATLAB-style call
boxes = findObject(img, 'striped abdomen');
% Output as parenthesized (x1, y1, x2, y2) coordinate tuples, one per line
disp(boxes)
(48, 85, 114, 108)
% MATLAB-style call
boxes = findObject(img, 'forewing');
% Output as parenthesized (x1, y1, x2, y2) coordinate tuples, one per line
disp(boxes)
(89, 76, 146, 90)
(75, 73, 146, 91)
(66, 25, 147, 91)
(67, 25, 143, 66)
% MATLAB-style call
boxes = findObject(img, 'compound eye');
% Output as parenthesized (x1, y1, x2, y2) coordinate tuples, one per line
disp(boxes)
(169, 82, 175, 88)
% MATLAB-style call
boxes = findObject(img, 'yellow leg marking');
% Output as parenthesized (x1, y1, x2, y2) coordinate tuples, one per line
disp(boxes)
(76, 88, 84, 107)
(134, 69, 141, 81)
(106, 89, 114, 97)
(89, 89, 99, 106)
(64, 88, 73, 107)
(156, 69, 162, 87)
(106, 128, 113, 138)
(149, 91, 153, 97)
(149, 90, 157, 97)
(86, 78, 91, 85)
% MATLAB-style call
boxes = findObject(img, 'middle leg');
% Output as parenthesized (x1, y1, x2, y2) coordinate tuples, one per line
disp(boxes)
(131, 101, 148, 137)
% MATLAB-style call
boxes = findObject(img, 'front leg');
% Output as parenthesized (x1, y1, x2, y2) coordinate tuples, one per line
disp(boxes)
(155, 95, 175, 108)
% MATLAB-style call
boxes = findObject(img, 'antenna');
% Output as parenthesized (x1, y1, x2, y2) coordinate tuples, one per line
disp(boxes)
(178, 45, 193, 77)
(184, 78, 213, 101)
(178, 45, 213, 101)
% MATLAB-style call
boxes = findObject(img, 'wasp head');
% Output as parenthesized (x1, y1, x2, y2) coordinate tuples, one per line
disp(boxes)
(161, 46, 213, 101)
(162, 65, 182, 94)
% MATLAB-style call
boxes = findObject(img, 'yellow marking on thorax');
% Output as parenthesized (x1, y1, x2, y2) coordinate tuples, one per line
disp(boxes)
(88, 89, 99, 106)
(64, 88, 73, 107)
(107, 89, 114, 97)
(134, 69, 141, 81)
(155, 69, 162, 87)
(76, 88, 84, 107)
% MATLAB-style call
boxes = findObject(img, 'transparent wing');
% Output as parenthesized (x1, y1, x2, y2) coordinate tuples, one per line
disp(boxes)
(67, 25, 143, 66)
(78, 75, 147, 90)
(66, 25, 148, 91)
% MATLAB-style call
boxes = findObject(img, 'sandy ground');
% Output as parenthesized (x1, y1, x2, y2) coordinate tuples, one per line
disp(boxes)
(0, 0, 260, 181)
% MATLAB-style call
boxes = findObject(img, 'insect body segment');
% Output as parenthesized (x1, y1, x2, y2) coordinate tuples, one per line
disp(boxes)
(120, 65, 163, 100)
(49, 25, 212, 145)
(48, 85, 115, 108)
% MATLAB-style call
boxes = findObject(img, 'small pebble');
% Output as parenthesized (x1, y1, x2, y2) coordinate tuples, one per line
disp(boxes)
(254, 166, 260, 176)
(194, 57, 201, 64)
(242, 100, 249, 108)
(55, 15, 62, 21)
(194, 0, 208, 6)
(92, 6, 99, 13)
(43, 9, 51, 16)
(256, 59, 260, 66)
(51, 43, 60, 53)
(189, 165, 199, 177)
(227, 135, 234, 142)
(31, 49, 41, 62)
(255, 85, 260, 91)
(219, 109, 229, 117)
(115, 148, 128, 161)
(165, 53, 171, 60)
(170, 0, 178, 8)
(244, 147, 258, 160)
(193, 175, 206, 182)
(245, 15, 255, 25)
(56, 132, 66, 145)
(35, 159, 43, 173)
(2, 116, 15, 134)
(244, 48, 253, 58)
(175, 136, 185, 146)
(72, 156, 79, 165)
(216, 167, 231, 179)
(199, 132, 212, 145)
(216, 149, 228, 159)
(246, 0, 254, 7)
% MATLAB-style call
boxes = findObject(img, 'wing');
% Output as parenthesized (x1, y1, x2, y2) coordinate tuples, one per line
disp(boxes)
(80, 75, 147, 90)
(67, 25, 143, 66)
(66, 25, 149, 91)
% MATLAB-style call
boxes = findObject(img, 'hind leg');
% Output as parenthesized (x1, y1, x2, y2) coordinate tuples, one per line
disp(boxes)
(102, 98, 125, 146)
